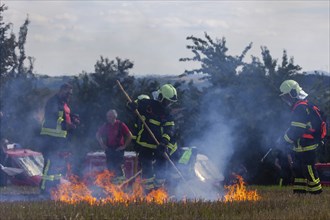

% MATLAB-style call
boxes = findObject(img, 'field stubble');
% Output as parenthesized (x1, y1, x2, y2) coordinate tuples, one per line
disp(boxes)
(0, 186, 329, 220)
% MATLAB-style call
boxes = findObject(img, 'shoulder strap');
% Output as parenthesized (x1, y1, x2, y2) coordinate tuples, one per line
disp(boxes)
(292, 100, 308, 111)
(305, 102, 327, 140)
(305, 101, 323, 122)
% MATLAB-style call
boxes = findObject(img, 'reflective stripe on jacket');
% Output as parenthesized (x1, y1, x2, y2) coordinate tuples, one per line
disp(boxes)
(284, 99, 320, 152)
(135, 99, 177, 154)
(40, 111, 67, 138)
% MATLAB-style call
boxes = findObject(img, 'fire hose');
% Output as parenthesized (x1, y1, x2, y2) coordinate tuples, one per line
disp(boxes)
(116, 80, 197, 197)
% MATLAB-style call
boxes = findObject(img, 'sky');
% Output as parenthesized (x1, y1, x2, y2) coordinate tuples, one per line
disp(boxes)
(2, 0, 329, 77)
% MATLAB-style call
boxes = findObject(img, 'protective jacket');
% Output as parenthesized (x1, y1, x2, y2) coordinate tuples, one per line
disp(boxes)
(39, 94, 74, 195)
(284, 99, 322, 152)
(135, 98, 177, 155)
(40, 94, 72, 138)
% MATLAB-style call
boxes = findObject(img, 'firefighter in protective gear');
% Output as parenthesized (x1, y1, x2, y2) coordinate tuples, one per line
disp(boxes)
(131, 94, 151, 142)
(128, 84, 178, 189)
(279, 79, 322, 194)
(39, 83, 79, 197)
(137, 94, 150, 101)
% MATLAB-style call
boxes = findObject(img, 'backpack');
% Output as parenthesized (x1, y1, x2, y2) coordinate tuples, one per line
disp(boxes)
(310, 104, 327, 142)
(293, 100, 327, 143)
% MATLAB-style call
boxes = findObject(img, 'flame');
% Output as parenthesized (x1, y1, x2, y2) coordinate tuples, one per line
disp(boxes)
(51, 166, 259, 204)
(146, 187, 168, 204)
(51, 173, 97, 205)
(51, 169, 168, 205)
(224, 175, 260, 202)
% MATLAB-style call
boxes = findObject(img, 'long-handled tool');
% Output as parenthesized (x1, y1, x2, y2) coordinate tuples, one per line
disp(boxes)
(116, 80, 197, 197)
(119, 170, 142, 189)
(260, 148, 272, 163)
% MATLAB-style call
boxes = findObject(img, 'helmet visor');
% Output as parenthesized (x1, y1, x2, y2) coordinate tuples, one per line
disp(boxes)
(168, 94, 178, 102)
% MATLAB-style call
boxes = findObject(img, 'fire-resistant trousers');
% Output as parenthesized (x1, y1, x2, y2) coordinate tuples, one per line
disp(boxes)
(291, 149, 322, 194)
(39, 136, 68, 195)
(136, 145, 167, 180)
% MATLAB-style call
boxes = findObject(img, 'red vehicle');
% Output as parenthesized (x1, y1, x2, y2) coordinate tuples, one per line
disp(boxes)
(0, 144, 43, 186)
(315, 163, 330, 186)
(83, 151, 139, 180)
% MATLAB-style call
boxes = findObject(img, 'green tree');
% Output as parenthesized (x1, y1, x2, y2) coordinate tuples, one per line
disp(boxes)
(179, 32, 330, 184)
(0, 4, 16, 83)
(180, 32, 252, 86)
(70, 56, 135, 156)
(0, 4, 37, 146)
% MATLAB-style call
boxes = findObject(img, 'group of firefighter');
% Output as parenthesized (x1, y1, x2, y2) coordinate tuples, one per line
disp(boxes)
(38, 79, 325, 198)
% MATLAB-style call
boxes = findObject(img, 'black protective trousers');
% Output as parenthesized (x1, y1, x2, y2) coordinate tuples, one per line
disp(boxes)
(135, 145, 167, 180)
(291, 149, 322, 194)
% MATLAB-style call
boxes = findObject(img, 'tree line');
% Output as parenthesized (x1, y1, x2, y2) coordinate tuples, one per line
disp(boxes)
(1, 5, 329, 184)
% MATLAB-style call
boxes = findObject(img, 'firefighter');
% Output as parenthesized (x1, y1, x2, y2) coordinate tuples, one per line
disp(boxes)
(279, 79, 322, 194)
(273, 149, 293, 186)
(130, 94, 150, 143)
(39, 83, 80, 197)
(128, 84, 178, 189)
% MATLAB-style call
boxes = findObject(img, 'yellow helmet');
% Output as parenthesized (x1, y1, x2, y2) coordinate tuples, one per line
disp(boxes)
(279, 80, 302, 98)
(137, 94, 150, 100)
(158, 84, 178, 102)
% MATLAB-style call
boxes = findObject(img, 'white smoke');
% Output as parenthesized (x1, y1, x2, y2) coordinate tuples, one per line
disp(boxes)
(170, 87, 237, 201)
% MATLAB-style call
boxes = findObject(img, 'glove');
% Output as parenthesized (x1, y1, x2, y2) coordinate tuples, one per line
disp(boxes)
(127, 102, 137, 112)
(71, 113, 80, 125)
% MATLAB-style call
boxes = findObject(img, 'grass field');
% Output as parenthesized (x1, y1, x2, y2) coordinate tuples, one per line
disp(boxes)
(0, 185, 329, 219)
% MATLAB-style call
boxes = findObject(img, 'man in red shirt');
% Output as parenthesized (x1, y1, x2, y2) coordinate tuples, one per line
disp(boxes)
(96, 109, 132, 176)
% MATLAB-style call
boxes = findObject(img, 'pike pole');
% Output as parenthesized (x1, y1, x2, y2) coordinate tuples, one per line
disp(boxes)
(260, 148, 272, 163)
(119, 170, 142, 189)
(116, 80, 196, 197)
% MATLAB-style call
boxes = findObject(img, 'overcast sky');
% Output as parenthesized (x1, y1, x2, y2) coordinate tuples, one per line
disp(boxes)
(2, 1, 329, 77)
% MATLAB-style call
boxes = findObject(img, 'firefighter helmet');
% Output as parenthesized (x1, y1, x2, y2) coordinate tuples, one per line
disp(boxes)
(137, 94, 150, 100)
(279, 80, 302, 98)
(158, 84, 178, 102)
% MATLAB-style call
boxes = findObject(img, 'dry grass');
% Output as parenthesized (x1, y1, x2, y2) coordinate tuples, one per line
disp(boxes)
(0, 186, 329, 220)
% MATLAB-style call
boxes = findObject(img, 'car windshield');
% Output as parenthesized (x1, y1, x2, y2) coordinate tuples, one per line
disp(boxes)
(14, 155, 44, 176)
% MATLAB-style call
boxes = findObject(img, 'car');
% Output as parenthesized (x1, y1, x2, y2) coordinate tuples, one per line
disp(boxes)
(0, 143, 43, 187)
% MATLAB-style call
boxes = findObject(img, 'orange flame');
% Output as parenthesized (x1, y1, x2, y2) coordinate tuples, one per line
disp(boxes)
(52, 169, 259, 204)
(146, 187, 168, 204)
(51, 173, 97, 205)
(224, 175, 260, 202)
(51, 169, 168, 205)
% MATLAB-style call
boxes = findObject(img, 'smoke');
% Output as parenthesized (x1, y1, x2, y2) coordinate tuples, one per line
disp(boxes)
(0, 74, 293, 202)
(168, 87, 237, 201)
(190, 93, 236, 176)
(167, 75, 294, 199)
(0, 78, 47, 148)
